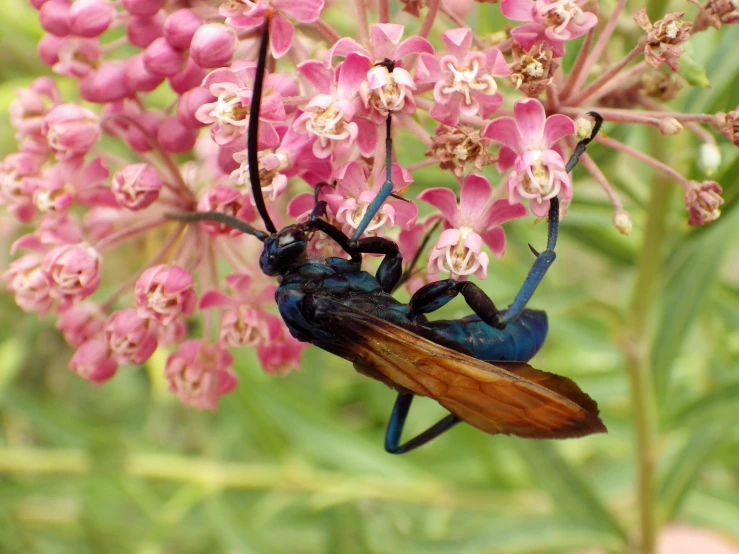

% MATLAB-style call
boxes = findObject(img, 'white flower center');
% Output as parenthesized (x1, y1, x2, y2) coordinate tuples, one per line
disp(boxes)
(211, 92, 248, 126)
(305, 104, 350, 147)
(443, 59, 498, 105)
(442, 227, 480, 277)
(539, 0, 586, 33)
(345, 202, 389, 233)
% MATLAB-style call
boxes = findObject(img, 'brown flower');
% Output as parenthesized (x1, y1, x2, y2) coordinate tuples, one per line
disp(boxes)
(639, 71, 683, 101)
(400, 0, 427, 16)
(427, 125, 497, 177)
(691, 0, 739, 31)
(634, 9, 692, 71)
(509, 41, 559, 98)
(685, 180, 724, 225)
(717, 109, 739, 146)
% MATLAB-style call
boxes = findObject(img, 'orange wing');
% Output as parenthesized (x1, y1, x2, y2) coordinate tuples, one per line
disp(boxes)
(319, 303, 606, 439)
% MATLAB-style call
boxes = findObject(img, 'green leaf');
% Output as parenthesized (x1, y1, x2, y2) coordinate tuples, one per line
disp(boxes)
(666, 382, 739, 429)
(677, 54, 710, 88)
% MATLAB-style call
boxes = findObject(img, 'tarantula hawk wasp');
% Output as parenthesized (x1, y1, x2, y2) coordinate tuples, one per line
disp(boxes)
(168, 16, 607, 454)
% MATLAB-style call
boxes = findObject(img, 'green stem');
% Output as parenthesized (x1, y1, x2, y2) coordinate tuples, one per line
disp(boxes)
(625, 136, 672, 554)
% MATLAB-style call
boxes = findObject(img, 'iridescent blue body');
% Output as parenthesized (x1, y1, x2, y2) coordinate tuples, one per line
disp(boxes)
(275, 256, 548, 366)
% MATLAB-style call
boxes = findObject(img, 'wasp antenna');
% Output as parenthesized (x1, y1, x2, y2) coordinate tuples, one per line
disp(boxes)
(247, 16, 277, 234)
(528, 243, 540, 258)
(166, 211, 268, 242)
(565, 111, 604, 174)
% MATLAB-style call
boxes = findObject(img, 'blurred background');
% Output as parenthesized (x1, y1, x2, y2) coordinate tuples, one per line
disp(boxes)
(0, 0, 738, 553)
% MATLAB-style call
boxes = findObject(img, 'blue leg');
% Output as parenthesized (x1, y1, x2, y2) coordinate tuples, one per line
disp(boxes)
(385, 393, 461, 454)
(500, 112, 604, 326)
(351, 116, 394, 241)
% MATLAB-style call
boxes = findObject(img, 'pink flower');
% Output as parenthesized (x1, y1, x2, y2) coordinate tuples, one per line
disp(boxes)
(326, 161, 417, 236)
(190, 24, 236, 69)
(69, 338, 118, 384)
(326, 24, 434, 123)
(56, 302, 106, 347)
(9, 77, 61, 139)
(195, 61, 297, 149)
(196, 185, 256, 237)
(4, 253, 55, 315)
(397, 222, 435, 294)
(111, 164, 162, 211)
(143, 37, 187, 77)
(50, 36, 101, 78)
(484, 98, 576, 216)
(256, 325, 307, 374)
(220, 0, 325, 59)
(135, 264, 197, 325)
(165, 340, 238, 410)
(43, 242, 102, 308)
(293, 55, 377, 160)
(68, 0, 113, 38)
(104, 308, 159, 365)
(685, 180, 724, 225)
(501, 0, 597, 56)
(43, 104, 100, 161)
(163, 9, 202, 50)
(416, 28, 510, 126)
(418, 174, 527, 279)
(0, 152, 43, 222)
(199, 273, 279, 349)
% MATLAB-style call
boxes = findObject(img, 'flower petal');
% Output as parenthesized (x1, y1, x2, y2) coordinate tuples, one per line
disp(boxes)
(480, 198, 528, 229)
(269, 14, 294, 59)
(459, 173, 492, 224)
(418, 187, 459, 223)
(513, 98, 546, 149)
(484, 117, 523, 152)
(371, 23, 404, 59)
(394, 36, 435, 60)
(543, 114, 576, 148)
(441, 28, 472, 61)
(480, 227, 507, 258)
(275, 0, 324, 22)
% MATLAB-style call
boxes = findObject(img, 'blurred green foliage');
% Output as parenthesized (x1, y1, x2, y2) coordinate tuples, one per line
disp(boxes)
(0, 1, 738, 553)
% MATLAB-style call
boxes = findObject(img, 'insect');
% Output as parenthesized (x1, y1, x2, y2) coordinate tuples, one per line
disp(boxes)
(168, 18, 607, 454)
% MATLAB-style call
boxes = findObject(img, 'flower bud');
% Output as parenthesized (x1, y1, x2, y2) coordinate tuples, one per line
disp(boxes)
(52, 37, 101, 78)
(43, 242, 102, 307)
(165, 340, 238, 410)
(169, 57, 207, 94)
(685, 181, 724, 226)
(190, 24, 236, 68)
(44, 104, 101, 161)
(122, 0, 165, 17)
(135, 264, 196, 325)
(126, 14, 164, 48)
(124, 54, 166, 93)
(157, 116, 198, 153)
(3, 254, 55, 315)
(658, 117, 683, 135)
(69, 339, 118, 384)
(79, 61, 132, 103)
(177, 87, 214, 128)
(143, 37, 187, 77)
(612, 209, 632, 236)
(69, 0, 113, 38)
(164, 9, 202, 50)
(125, 112, 161, 152)
(37, 33, 63, 65)
(104, 309, 159, 365)
(56, 302, 106, 348)
(697, 142, 721, 176)
(39, 0, 71, 37)
(31, 0, 52, 8)
(111, 163, 162, 210)
(574, 113, 597, 140)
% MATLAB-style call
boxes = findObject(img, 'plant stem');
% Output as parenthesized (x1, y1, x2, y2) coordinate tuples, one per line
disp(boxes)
(624, 133, 671, 554)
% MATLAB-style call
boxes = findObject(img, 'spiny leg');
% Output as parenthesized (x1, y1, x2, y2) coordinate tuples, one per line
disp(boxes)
(385, 393, 461, 455)
(409, 279, 506, 329)
(500, 112, 603, 326)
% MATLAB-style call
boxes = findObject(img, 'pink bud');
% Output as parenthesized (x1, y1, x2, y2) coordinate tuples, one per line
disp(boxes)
(190, 24, 236, 69)
(157, 116, 198, 153)
(164, 9, 202, 50)
(56, 302, 106, 348)
(3, 254, 55, 315)
(165, 340, 238, 411)
(125, 54, 166, 92)
(177, 87, 214, 128)
(196, 185, 255, 237)
(38, 33, 64, 65)
(125, 13, 164, 48)
(125, 112, 161, 152)
(69, 339, 118, 383)
(143, 37, 187, 77)
(169, 57, 207, 94)
(135, 264, 196, 325)
(43, 104, 100, 161)
(104, 309, 159, 365)
(52, 37, 101, 78)
(69, 0, 113, 38)
(39, 0, 71, 37)
(79, 61, 132, 103)
(122, 0, 164, 16)
(111, 163, 162, 210)
(43, 242, 102, 307)
(31, 0, 52, 8)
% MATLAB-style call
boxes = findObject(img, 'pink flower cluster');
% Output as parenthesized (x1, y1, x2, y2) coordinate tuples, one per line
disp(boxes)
(1, 0, 735, 410)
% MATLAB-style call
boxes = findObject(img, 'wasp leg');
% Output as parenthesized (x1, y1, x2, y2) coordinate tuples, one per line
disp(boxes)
(385, 393, 461, 454)
(409, 279, 506, 329)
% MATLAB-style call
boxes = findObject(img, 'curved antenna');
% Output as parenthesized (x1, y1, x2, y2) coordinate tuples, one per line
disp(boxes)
(166, 211, 268, 242)
(247, 16, 277, 234)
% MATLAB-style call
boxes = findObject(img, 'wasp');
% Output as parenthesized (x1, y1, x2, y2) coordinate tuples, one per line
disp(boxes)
(169, 18, 606, 453)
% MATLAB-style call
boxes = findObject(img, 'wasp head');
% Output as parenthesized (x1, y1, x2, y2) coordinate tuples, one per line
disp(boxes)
(259, 225, 306, 276)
